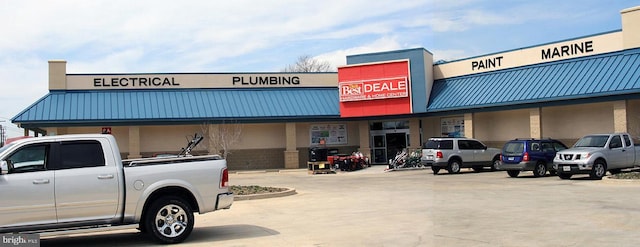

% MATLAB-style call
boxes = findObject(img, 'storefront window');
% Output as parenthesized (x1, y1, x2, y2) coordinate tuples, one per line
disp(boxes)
(370, 122, 384, 131)
(441, 117, 464, 137)
(370, 121, 409, 130)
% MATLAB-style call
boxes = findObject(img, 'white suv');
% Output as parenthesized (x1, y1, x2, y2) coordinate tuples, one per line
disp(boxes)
(422, 137, 501, 174)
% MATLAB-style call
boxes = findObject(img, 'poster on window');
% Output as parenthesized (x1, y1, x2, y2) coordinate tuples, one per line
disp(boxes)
(310, 124, 347, 145)
(441, 117, 464, 137)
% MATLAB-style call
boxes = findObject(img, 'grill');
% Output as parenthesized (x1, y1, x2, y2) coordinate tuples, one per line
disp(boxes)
(563, 154, 574, 160)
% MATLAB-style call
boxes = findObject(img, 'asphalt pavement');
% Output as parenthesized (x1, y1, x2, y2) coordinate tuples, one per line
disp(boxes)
(41, 166, 640, 247)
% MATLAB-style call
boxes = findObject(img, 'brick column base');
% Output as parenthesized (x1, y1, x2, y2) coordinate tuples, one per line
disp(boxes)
(284, 150, 300, 169)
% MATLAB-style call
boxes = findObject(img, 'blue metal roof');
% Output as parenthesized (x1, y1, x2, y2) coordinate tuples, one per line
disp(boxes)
(428, 48, 640, 112)
(13, 88, 340, 127)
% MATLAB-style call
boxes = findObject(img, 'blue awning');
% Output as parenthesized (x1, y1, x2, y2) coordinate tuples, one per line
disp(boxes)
(428, 48, 640, 112)
(13, 88, 340, 127)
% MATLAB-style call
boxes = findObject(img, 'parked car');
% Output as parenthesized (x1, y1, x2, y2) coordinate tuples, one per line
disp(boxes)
(499, 138, 568, 177)
(0, 134, 233, 243)
(554, 133, 640, 180)
(422, 137, 501, 174)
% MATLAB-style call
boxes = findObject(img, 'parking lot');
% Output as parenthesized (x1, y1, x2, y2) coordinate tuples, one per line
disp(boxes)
(42, 166, 640, 247)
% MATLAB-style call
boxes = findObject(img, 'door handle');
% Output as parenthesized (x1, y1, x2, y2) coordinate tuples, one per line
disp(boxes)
(98, 174, 115, 179)
(32, 179, 50, 184)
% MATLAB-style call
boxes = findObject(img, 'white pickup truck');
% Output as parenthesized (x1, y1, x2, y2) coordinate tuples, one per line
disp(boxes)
(553, 133, 639, 180)
(0, 134, 233, 243)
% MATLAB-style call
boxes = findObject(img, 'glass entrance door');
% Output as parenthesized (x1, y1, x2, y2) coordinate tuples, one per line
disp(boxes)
(370, 121, 411, 164)
(372, 135, 387, 164)
(386, 133, 407, 161)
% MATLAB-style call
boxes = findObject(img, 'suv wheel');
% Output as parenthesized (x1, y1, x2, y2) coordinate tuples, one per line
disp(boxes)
(533, 162, 547, 177)
(431, 166, 441, 175)
(490, 158, 500, 171)
(507, 170, 520, 178)
(448, 160, 461, 174)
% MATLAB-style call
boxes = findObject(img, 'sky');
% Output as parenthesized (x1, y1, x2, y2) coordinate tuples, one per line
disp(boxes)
(0, 0, 638, 137)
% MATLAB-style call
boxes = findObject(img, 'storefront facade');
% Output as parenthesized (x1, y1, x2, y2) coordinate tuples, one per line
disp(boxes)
(12, 6, 640, 169)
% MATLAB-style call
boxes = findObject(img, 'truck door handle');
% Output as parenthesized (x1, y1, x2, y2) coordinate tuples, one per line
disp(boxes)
(32, 179, 50, 184)
(98, 174, 114, 179)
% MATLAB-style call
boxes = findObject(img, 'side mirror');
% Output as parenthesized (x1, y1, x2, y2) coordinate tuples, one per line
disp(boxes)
(0, 160, 8, 175)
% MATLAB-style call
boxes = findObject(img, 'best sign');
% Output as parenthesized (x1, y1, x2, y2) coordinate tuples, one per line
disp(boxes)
(339, 77, 409, 102)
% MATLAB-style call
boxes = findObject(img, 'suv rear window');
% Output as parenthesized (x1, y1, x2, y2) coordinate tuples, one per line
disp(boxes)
(503, 142, 524, 154)
(423, 140, 453, 149)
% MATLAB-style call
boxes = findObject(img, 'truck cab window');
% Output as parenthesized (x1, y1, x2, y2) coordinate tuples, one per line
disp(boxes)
(6, 144, 49, 173)
(623, 135, 632, 147)
(56, 141, 106, 170)
(609, 136, 623, 149)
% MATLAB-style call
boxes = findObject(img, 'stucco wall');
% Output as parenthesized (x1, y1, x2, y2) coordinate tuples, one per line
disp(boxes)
(542, 102, 614, 144)
(420, 116, 442, 142)
(139, 125, 202, 154)
(625, 99, 640, 138)
(474, 110, 530, 144)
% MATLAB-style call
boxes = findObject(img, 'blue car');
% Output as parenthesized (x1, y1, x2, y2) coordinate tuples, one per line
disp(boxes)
(499, 138, 568, 177)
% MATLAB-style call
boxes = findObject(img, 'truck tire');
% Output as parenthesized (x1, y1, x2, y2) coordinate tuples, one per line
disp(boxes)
(448, 160, 461, 174)
(558, 173, 572, 179)
(533, 162, 547, 177)
(507, 170, 520, 178)
(590, 161, 606, 180)
(144, 196, 194, 244)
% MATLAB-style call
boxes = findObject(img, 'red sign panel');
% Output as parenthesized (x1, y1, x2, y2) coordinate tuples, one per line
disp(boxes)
(338, 60, 411, 118)
(339, 77, 409, 102)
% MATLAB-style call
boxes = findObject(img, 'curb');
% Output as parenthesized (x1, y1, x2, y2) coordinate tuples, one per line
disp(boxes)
(233, 187, 297, 201)
(601, 176, 640, 185)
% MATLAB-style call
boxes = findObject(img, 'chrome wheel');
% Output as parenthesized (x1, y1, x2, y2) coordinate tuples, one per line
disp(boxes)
(590, 162, 606, 180)
(533, 162, 546, 177)
(155, 204, 188, 238)
(448, 160, 461, 174)
(144, 196, 194, 244)
(491, 159, 500, 171)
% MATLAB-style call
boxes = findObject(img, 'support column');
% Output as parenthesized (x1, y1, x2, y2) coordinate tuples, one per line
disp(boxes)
(613, 100, 628, 133)
(530, 108, 542, 139)
(409, 119, 421, 150)
(464, 113, 474, 138)
(128, 126, 142, 159)
(357, 121, 371, 159)
(284, 122, 299, 169)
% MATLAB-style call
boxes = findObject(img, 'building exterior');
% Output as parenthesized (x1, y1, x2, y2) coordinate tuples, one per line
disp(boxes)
(12, 6, 640, 170)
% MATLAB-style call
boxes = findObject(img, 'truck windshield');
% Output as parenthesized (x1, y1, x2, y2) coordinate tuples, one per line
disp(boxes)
(0, 142, 16, 154)
(574, 135, 609, 148)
